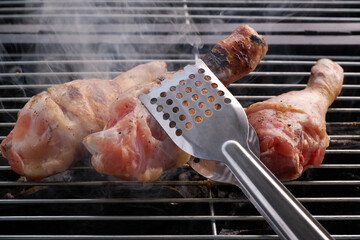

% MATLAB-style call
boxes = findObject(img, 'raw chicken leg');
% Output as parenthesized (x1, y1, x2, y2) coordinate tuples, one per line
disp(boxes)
(0, 62, 168, 180)
(245, 59, 344, 181)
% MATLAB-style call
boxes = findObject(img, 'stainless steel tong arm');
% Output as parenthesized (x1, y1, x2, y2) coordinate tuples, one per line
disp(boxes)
(221, 140, 333, 240)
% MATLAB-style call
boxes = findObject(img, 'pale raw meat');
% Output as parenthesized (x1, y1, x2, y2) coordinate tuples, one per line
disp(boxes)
(245, 59, 344, 181)
(0, 62, 168, 180)
(83, 83, 190, 182)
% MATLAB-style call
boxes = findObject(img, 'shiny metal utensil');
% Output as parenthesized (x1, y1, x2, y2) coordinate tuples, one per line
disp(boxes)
(189, 123, 260, 187)
(140, 59, 333, 240)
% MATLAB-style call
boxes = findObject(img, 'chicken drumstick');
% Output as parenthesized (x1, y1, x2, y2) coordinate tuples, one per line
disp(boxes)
(246, 59, 344, 181)
(0, 62, 168, 180)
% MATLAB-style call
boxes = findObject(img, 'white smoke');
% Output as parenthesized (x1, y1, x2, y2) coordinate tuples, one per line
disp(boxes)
(19, 0, 202, 84)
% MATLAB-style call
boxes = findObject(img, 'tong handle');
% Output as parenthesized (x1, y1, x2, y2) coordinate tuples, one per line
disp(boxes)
(221, 140, 333, 240)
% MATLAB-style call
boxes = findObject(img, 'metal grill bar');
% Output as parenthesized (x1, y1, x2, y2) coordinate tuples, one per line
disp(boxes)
(0, 59, 192, 65)
(0, 23, 360, 34)
(319, 164, 360, 168)
(2, 84, 360, 90)
(0, 101, 356, 110)
(0, 72, 124, 78)
(230, 84, 360, 89)
(1, 97, 358, 103)
(325, 150, 360, 154)
(2, 59, 360, 66)
(0, 197, 360, 204)
(1, 164, 360, 171)
(0, 53, 359, 61)
(235, 97, 360, 102)
(0, 235, 285, 240)
(3, 13, 360, 21)
(208, 188, 218, 237)
(0, 235, 359, 240)
(0, 5, 354, 10)
(1, 35, 360, 45)
(0, 0, 360, 4)
(2, 6, 360, 13)
(0, 215, 359, 221)
(0, 180, 359, 187)
(3, 135, 360, 141)
(2, 72, 360, 79)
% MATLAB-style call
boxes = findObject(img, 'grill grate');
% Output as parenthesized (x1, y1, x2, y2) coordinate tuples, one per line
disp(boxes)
(0, 0, 360, 239)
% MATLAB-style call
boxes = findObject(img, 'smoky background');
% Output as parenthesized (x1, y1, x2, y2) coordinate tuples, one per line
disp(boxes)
(0, 0, 204, 84)
(0, 0, 319, 86)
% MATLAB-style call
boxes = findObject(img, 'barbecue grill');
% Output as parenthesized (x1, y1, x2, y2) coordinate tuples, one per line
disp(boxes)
(0, 0, 360, 239)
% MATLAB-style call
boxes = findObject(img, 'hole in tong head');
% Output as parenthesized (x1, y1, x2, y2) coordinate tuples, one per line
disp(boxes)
(204, 75, 211, 81)
(198, 68, 205, 74)
(224, 98, 231, 104)
(163, 113, 170, 120)
(198, 102, 205, 109)
(173, 107, 179, 113)
(176, 129, 182, 136)
(179, 115, 186, 121)
(150, 98, 157, 104)
(205, 110, 212, 116)
(157, 105, 163, 112)
(201, 88, 208, 95)
(185, 122, 193, 129)
(192, 94, 199, 101)
(169, 121, 176, 128)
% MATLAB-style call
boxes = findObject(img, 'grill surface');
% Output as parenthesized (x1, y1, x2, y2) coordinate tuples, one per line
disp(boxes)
(0, 0, 360, 239)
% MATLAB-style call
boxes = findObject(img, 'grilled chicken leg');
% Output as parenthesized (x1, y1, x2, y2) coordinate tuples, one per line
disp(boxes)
(83, 25, 268, 181)
(246, 59, 344, 181)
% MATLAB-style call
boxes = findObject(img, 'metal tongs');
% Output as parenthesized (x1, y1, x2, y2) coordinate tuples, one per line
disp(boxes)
(140, 59, 333, 240)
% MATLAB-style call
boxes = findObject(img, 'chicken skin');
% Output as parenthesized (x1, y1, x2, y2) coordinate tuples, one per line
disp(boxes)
(202, 25, 268, 86)
(83, 25, 268, 181)
(246, 59, 344, 181)
(0, 62, 168, 180)
(83, 84, 190, 182)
